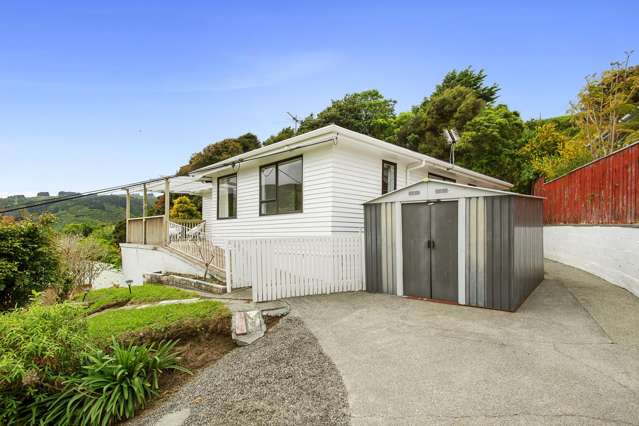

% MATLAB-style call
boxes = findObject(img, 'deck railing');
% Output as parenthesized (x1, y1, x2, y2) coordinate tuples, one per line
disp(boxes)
(126, 215, 165, 245)
(167, 220, 226, 278)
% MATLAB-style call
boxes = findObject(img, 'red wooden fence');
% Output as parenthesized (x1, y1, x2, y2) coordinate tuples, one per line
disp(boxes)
(532, 141, 639, 224)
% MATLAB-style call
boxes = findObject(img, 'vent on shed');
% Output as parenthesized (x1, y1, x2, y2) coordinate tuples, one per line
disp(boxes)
(435, 188, 449, 194)
(408, 190, 421, 196)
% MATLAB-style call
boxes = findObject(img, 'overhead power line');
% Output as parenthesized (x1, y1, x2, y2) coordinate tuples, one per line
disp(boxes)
(2, 135, 339, 215)
(0, 175, 175, 214)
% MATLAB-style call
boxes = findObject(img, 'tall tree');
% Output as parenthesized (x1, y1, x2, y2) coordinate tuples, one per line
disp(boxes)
(456, 105, 525, 183)
(395, 86, 485, 160)
(433, 67, 500, 104)
(177, 133, 260, 175)
(570, 52, 639, 157)
(297, 90, 397, 140)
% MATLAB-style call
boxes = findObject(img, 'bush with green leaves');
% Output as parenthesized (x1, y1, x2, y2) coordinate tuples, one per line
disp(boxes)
(0, 216, 60, 310)
(37, 339, 188, 426)
(0, 302, 189, 425)
(0, 302, 89, 424)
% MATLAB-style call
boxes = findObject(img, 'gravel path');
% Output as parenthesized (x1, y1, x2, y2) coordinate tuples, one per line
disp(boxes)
(130, 316, 349, 426)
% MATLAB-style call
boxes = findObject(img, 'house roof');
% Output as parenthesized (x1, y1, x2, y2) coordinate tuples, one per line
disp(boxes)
(365, 178, 543, 204)
(189, 124, 513, 189)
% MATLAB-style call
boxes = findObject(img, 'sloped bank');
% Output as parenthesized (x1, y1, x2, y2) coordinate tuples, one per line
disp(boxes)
(128, 316, 350, 426)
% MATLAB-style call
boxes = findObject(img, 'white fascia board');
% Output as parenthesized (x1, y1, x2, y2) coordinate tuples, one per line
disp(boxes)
(188, 123, 511, 189)
(189, 126, 340, 177)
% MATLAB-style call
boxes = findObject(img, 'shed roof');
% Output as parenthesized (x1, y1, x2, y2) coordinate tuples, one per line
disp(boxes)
(365, 178, 544, 204)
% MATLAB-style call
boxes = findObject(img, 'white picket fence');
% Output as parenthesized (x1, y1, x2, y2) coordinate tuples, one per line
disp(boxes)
(226, 234, 365, 302)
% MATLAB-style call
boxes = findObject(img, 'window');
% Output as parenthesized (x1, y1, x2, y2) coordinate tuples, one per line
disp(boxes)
(428, 172, 456, 183)
(217, 174, 237, 219)
(260, 156, 303, 215)
(382, 161, 397, 194)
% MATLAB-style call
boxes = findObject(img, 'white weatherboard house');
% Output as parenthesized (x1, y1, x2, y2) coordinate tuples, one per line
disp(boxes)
(121, 125, 511, 301)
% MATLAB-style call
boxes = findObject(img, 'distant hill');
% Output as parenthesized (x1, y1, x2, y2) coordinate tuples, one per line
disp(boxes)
(0, 194, 154, 228)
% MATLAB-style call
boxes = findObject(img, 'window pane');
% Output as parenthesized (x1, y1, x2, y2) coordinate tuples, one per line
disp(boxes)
(382, 162, 396, 194)
(218, 175, 237, 218)
(260, 165, 276, 201)
(261, 201, 277, 215)
(277, 158, 303, 213)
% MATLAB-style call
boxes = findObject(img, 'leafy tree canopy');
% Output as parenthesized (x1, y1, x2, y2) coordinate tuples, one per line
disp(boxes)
(0, 215, 60, 310)
(263, 126, 296, 146)
(432, 67, 500, 104)
(456, 104, 525, 183)
(177, 133, 260, 175)
(570, 54, 639, 157)
(394, 86, 485, 159)
(169, 196, 201, 220)
(297, 89, 397, 140)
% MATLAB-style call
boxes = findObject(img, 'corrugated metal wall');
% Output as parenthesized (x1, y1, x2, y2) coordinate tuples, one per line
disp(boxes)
(466, 196, 544, 311)
(364, 203, 396, 295)
(466, 196, 514, 310)
(365, 196, 544, 311)
(532, 141, 639, 224)
(512, 197, 545, 309)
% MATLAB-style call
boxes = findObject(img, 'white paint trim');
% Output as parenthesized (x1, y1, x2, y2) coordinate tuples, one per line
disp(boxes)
(395, 201, 404, 296)
(457, 198, 466, 304)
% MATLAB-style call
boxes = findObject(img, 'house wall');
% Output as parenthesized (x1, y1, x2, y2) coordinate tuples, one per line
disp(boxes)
(543, 225, 639, 297)
(202, 143, 335, 242)
(201, 136, 484, 241)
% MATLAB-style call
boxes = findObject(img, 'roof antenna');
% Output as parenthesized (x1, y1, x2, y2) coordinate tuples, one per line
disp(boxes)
(286, 112, 302, 133)
(443, 128, 460, 165)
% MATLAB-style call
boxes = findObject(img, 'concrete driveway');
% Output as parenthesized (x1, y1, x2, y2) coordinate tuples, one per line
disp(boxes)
(289, 260, 639, 425)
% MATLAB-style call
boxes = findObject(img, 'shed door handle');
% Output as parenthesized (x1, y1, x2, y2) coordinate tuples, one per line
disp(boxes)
(431, 239, 436, 249)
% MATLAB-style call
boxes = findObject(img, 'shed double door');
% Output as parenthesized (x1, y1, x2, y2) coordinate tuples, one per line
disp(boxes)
(402, 201, 458, 302)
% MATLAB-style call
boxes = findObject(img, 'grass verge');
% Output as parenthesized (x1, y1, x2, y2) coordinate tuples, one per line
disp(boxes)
(87, 300, 230, 344)
(78, 284, 198, 314)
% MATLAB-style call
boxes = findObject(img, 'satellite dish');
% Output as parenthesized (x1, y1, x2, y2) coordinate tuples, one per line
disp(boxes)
(443, 128, 460, 145)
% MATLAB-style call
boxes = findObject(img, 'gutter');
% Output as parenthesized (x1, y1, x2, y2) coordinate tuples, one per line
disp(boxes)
(405, 160, 427, 184)
(189, 135, 339, 180)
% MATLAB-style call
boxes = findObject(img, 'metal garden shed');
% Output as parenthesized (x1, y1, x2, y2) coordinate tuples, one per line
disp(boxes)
(363, 179, 544, 312)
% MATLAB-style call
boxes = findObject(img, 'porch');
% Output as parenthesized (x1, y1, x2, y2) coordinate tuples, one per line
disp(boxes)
(120, 176, 365, 302)
(123, 177, 227, 284)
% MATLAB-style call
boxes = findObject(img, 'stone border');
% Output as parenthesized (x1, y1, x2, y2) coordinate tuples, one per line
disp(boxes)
(144, 272, 227, 295)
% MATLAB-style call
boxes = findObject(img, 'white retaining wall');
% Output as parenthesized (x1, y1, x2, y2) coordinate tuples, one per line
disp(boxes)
(544, 226, 639, 297)
(121, 243, 203, 284)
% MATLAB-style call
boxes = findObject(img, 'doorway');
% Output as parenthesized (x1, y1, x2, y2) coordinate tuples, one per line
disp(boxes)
(402, 201, 458, 302)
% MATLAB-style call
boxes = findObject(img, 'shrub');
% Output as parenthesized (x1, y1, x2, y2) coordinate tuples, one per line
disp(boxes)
(0, 216, 60, 310)
(56, 234, 110, 299)
(170, 195, 201, 219)
(0, 303, 89, 424)
(38, 339, 189, 426)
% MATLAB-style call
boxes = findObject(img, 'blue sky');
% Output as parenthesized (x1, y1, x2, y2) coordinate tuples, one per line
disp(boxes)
(1, 1, 637, 196)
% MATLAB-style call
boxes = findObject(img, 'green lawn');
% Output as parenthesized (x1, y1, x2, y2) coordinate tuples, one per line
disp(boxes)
(79, 284, 198, 313)
(87, 300, 230, 343)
